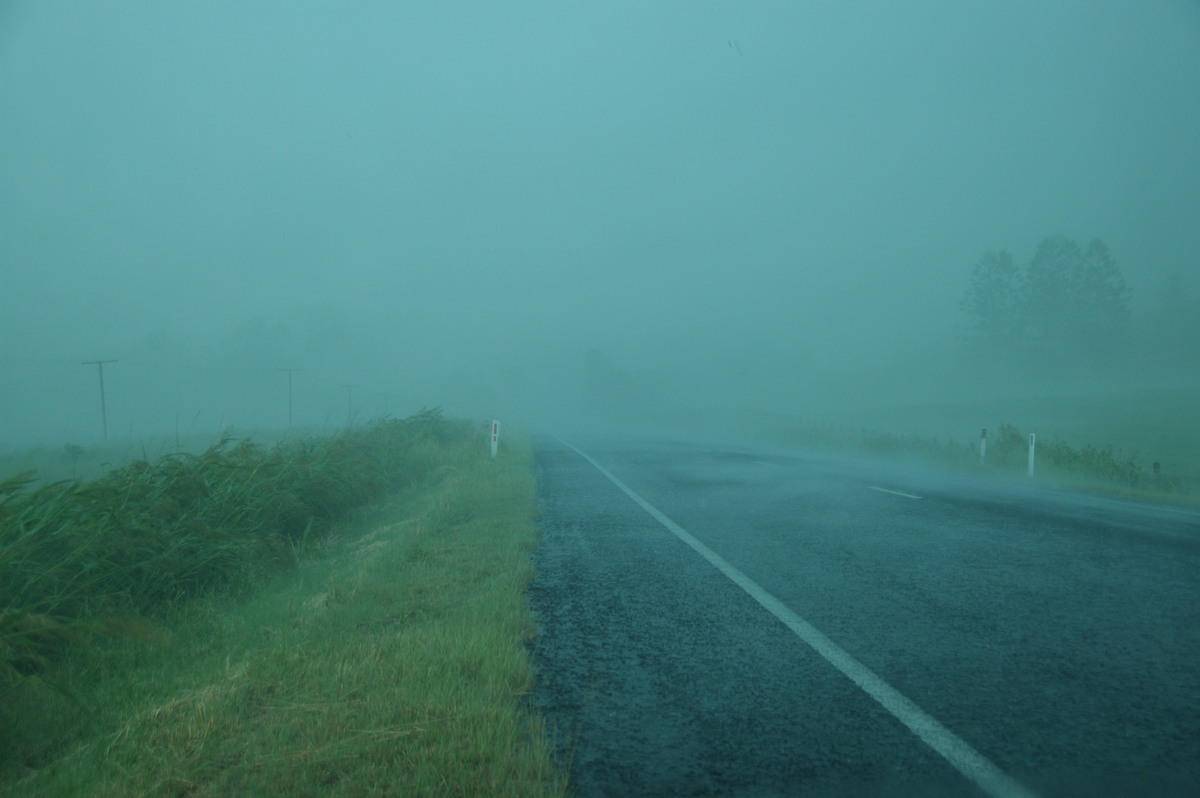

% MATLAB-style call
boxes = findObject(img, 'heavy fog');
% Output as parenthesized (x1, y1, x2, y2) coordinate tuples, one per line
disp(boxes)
(2, 2, 1199, 451)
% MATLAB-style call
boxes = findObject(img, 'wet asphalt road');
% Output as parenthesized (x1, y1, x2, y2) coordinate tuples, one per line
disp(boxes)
(525, 434, 1200, 798)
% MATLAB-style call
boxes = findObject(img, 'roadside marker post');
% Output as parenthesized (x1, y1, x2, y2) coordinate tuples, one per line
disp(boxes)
(1027, 433, 1036, 477)
(490, 420, 500, 459)
(979, 428, 987, 466)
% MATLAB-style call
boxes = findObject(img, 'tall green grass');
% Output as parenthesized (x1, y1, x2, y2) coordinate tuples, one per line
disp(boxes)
(0, 427, 327, 488)
(1, 414, 562, 796)
(0, 409, 457, 692)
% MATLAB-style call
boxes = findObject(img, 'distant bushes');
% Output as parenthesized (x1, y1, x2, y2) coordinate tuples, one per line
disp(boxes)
(982, 423, 1194, 496)
(0, 409, 472, 684)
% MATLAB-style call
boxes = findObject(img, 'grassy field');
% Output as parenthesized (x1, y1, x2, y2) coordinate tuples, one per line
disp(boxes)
(734, 384, 1200, 503)
(820, 385, 1200, 476)
(1, 413, 563, 797)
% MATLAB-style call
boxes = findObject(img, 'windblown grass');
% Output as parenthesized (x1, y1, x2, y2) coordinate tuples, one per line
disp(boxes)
(0, 427, 325, 488)
(1, 411, 452, 647)
(1, 415, 562, 796)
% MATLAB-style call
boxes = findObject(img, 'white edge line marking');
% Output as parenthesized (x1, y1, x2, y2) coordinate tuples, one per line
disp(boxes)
(560, 439, 1039, 798)
(870, 486, 923, 500)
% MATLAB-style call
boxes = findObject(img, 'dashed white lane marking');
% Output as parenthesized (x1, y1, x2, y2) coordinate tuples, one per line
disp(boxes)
(870, 486, 923, 500)
(562, 440, 1040, 798)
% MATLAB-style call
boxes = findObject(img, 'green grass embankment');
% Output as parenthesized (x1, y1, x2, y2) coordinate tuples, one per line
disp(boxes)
(1, 412, 562, 796)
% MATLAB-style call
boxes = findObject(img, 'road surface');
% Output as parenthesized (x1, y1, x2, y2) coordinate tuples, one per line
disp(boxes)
(525, 433, 1200, 797)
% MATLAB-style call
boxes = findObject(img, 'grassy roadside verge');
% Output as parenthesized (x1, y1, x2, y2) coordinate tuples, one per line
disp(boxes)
(1, 419, 563, 796)
(743, 416, 1200, 505)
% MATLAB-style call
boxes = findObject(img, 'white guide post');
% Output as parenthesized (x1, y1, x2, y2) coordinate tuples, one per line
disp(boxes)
(1027, 432, 1036, 477)
(979, 428, 987, 466)
(491, 419, 500, 459)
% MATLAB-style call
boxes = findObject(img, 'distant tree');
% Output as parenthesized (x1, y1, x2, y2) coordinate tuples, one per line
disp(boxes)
(582, 349, 653, 420)
(960, 250, 1023, 351)
(1155, 271, 1190, 326)
(1078, 238, 1132, 347)
(960, 235, 1131, 364)
(582, 349, 629, 403)
(1023, 236, 1130, 359)
(1021, 236, 1080, 347)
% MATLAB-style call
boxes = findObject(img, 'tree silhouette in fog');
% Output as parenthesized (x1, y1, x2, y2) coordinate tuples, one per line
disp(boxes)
(961, 236, 1130, 365)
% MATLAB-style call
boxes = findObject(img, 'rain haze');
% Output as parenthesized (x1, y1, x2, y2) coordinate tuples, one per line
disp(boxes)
(3, 1, 1200, 451)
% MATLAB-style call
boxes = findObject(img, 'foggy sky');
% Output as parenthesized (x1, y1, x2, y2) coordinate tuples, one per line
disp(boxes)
(2, 2, 1199, 448)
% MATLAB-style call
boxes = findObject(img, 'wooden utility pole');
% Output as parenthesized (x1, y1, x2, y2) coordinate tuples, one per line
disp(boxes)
(82, 359, 117, 442)
(280, 368, 301, 427)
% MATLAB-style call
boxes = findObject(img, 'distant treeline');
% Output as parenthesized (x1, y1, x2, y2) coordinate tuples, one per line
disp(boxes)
(959, 235, 1199, 369)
